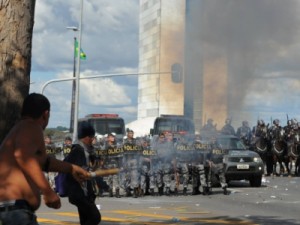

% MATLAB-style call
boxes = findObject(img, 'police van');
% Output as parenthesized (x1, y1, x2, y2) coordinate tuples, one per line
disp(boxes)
(78, 114, 126, 142)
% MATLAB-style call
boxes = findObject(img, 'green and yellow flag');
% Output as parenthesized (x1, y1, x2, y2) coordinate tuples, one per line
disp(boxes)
(75, 40, 87, 60)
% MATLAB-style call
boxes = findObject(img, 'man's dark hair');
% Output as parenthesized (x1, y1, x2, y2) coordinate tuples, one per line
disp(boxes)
(21, 93, 50, 119)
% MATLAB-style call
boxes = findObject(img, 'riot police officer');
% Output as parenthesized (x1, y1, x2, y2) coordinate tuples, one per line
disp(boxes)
(207, 137, 229, 195)
(123, 129, 143, 198)
(174, 135, 193, 195)
(190, 134, 210, 195)
(151, 132, 175, 195)
(140, 137, 156, 196)
(105, 133, 123, 198)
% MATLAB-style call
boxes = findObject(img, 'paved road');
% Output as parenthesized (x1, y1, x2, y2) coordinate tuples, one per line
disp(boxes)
(36, 176, 300, 225)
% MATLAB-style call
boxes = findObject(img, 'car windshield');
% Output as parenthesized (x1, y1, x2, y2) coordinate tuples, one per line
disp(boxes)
(155, 118, 194, 134)
(216, 137, 246, 150)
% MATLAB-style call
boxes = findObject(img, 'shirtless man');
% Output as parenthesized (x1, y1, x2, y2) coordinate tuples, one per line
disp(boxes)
(0, 93, 89, 225)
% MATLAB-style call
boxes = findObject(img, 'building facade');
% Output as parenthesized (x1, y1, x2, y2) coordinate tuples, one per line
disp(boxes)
(138, 0, 229, 133)
(138, 0, 185, 119)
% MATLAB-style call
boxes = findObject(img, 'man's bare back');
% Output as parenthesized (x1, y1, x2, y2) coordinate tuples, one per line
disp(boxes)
(0, 119, 59, 210)
(0, 93, 89, 215)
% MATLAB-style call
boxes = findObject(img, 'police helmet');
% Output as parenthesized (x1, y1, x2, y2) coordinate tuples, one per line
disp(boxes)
(225, 118, 231, 124)
(257, 119, 264, 126)
(273, 119, 280, 126)
(242, 121, 248, 126)
(291, 118, 298, 125)
(207, 118, 213, 124)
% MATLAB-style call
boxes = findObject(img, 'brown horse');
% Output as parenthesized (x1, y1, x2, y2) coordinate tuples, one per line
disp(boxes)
(286, 132, 300, 176)
(251, 126, 270, 175)
(270, 128, 288, 176)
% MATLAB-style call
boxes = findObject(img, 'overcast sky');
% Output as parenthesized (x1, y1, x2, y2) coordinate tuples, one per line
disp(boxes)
(30, 0, 139, 128)
(30, 0, 300, 130)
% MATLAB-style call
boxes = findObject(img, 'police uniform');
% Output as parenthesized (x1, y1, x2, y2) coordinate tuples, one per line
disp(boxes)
(140, 139, 157, 195)
(105, 140, 123, 198)
(151, 135, 176, 195)
(209, 141, 228, 195)
(123, 136, 142, 197)
(190, 138, 210, 195)
(174, 136, 193, 195)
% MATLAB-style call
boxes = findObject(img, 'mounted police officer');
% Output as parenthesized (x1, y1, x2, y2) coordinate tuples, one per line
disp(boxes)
(236, 121, 252, 147)
(252, 119, 272, 175)
(221, 118, 235, 136)
(201, 118, 217, 139)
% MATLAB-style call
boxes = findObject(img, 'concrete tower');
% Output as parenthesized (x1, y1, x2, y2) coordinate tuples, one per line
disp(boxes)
(136, 0, 229, 134)
(138, 0, 185, 120)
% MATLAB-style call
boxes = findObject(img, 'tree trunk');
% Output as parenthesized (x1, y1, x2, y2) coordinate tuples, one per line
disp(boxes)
(0, 0, 36, 142)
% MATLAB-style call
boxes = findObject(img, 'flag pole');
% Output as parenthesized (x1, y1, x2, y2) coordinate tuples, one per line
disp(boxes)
(73, 0, 83, 142)
(69, 36, 77, 133)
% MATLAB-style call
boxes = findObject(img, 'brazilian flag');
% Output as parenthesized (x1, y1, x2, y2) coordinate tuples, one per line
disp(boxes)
(75, 40, 86, 60)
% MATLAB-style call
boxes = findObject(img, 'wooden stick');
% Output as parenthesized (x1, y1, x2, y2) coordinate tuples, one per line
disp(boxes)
(89, 168, 119, 178)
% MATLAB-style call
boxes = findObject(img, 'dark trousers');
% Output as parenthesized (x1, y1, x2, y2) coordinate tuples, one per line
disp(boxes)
(69, 195, 101, 225)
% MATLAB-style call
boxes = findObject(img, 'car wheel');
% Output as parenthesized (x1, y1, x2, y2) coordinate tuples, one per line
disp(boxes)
(249, 175, 262, 187)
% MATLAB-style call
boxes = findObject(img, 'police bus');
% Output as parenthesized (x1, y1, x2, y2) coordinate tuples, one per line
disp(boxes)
(78, 114, 126, 142)
(150, 115, 195, 139)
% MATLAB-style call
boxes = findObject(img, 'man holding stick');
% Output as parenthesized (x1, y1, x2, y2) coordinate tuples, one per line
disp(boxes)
(65, 121, 119, 225)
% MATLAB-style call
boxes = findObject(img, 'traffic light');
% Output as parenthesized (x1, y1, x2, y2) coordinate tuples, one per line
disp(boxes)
(171, 63, 183, 83)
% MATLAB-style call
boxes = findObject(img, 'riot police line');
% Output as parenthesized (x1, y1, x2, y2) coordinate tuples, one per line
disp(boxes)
(44, 116, 300, 198)
(45, 133, 229, 198)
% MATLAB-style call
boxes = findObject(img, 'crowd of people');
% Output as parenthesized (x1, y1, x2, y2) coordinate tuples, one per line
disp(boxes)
(47, 128, 232, 199)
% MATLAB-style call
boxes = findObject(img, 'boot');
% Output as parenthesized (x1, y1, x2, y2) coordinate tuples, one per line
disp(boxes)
(202, 187, 211, 195)
(165, 187, 170, 196)
(158, 186, 164, 196)
(125, 187, 132, 197)
(223, 187, 229, 195)
(133, 187, 138, 198)
(150, 188, 154, 196)
(109, 188, 113, 197)
(144, 189, 150, 196)
(115, 188, 121, 198)
(183, 187, 187, 196)
(174, 187, 178, 195)
(192, 187, 200, 195)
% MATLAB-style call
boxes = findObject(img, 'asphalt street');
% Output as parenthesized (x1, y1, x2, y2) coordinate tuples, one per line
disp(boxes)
(36, 176, 300, 225)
